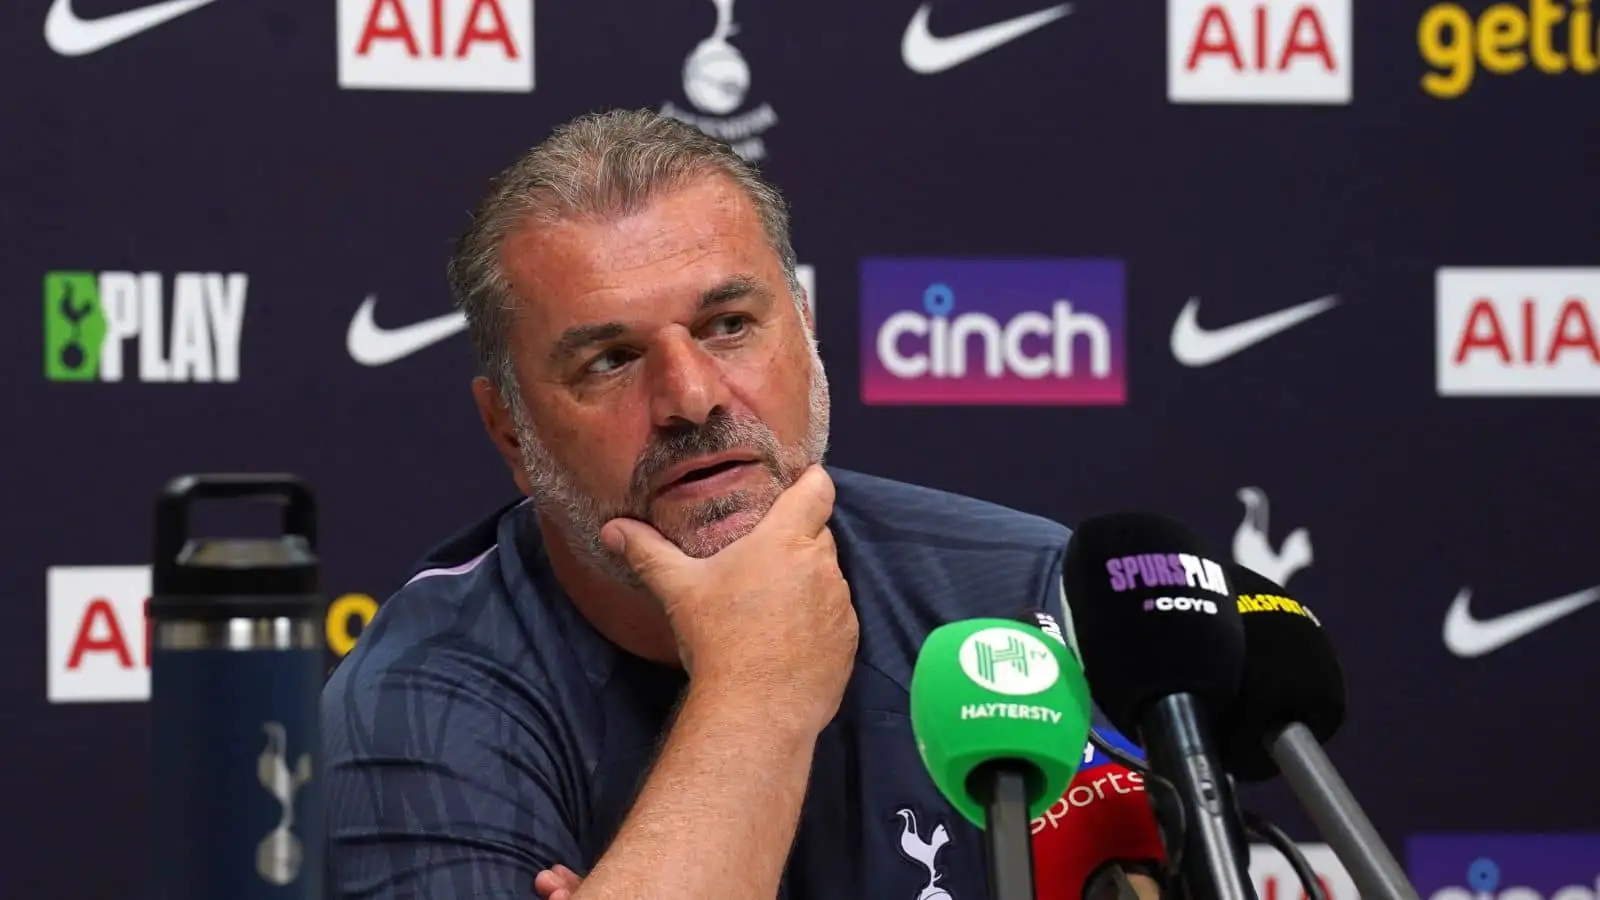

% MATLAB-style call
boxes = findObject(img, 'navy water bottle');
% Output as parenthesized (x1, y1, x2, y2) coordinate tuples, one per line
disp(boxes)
(150, 474, 325, 900)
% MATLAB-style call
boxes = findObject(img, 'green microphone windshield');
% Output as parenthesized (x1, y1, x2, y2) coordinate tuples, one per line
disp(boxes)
(909, 618, 1093, 829)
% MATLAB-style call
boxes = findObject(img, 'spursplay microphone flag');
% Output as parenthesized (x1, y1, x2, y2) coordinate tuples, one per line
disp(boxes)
(910, 618, 1092, 828)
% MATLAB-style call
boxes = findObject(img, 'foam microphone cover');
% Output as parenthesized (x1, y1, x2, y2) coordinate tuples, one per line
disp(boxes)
(1223, 563, 1346, 781)
(1060, 513, 1246, 739)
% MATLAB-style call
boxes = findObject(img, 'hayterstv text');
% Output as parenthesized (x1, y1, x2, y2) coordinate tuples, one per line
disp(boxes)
(961, 702, 1064, 723)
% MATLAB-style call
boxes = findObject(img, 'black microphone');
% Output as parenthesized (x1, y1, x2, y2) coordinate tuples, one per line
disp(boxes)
(1221, 564, 1420, 900)
(1061, 513, 1256, 900)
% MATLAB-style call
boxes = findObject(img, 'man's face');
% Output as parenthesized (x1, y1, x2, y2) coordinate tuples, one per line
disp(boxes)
(495, 174, 829, 576)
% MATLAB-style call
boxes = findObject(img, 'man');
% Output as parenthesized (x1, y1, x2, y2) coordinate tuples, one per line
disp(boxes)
(322, 109, 1164, 900)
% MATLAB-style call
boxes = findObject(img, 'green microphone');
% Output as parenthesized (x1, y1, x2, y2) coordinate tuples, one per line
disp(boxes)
(910, 617, 1093, 900)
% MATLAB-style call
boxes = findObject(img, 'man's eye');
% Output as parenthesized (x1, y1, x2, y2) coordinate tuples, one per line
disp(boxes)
(709, 314, 749, 337)
(585, 348, 636, 375)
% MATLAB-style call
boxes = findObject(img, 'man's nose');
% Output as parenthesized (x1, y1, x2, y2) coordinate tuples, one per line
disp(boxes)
(646, 331, 731, 428)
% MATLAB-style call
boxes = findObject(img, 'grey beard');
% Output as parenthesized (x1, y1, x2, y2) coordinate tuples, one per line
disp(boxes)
(510, 344, 831, 585)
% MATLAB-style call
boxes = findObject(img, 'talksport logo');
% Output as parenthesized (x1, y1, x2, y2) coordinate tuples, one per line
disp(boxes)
(1408, 833, 1600, 900)
(860, 259, 1126, 406)
(43, 270, 248, 383)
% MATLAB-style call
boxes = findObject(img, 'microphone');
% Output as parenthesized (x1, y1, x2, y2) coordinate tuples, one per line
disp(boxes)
(1061, 513, 1255, 900)
(1032, 728, 1168, 900)
(149, 475, 326, 900)
(910, 617, 1094, 900)
(1016, 609, 1169, 900)
(1222, 564, 1420, 900)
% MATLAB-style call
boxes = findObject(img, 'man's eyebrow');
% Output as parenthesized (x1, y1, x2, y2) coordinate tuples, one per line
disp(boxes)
(548, 275, 772, 364)
(700, 274, 766, 309)
(549, 322, 627, 364)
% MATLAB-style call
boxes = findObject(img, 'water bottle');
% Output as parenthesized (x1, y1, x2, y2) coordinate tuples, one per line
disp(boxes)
(150, 474, 325, 900)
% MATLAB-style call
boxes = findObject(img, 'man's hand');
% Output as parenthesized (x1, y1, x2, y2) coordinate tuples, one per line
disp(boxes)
(1127, 873, 1162, 900)
(534, 864, 582, 900)
(601, 465, 859, 733)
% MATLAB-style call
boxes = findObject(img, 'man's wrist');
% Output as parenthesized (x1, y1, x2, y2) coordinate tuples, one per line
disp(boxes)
(682, 678, 831, 740)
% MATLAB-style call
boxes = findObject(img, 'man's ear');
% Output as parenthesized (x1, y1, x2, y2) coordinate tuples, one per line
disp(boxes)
(471, 376, 533, 495)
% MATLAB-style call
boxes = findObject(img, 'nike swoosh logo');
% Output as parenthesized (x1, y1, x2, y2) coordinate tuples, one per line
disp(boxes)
(901, 2, 1073, 75)
(1443, 585, 1600, 658)
(45, 0, 221, 57)
(1169, 295, 1340, 367)
(347, 296, 468, 367)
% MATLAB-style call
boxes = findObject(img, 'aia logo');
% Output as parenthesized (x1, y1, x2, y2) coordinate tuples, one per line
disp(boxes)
(46, 566, 152, 704)
(337, 0, 534, 93)
(1435, 267, 1600, 396)
(1167, 0, 1352, 104)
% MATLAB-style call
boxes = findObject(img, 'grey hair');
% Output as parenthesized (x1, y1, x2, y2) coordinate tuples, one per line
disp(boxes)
(446, 108, 805, 402)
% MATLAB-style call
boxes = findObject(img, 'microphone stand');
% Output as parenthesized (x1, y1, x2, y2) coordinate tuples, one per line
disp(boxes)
(1140, 694, 1256, 900)
(1268, 724, 1419, 900)
(971, 762, 1037, 900)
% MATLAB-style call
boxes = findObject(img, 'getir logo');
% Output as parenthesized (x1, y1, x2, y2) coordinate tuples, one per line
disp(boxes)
(338, 0, 534, 93)
(859, 259, 1126, 406)
(1418, 0, 1596, 99)
(1408, 833, 1600, 900)
(1435, 267, 1599, 396)
(1168, 0, 1352, 104)
(46, 566, 381, 703)
(43, 270, 247, 383)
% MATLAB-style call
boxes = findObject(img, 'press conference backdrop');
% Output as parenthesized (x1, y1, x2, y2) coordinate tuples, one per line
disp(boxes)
(5, 0, 1598, 896)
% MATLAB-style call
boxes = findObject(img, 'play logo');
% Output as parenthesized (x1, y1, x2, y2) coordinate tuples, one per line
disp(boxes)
(43, 270, 248, 383)
(859, 259, 1127, 406)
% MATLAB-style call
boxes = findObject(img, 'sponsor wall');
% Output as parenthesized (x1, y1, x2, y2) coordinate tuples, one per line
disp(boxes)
(4, 0, 1597, 896)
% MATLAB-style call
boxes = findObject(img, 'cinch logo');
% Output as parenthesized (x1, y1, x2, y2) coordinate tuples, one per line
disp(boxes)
(46, 566, 380, 703)
(860, 259, 1126, 406)
(1407, 833, 1600, 900)
(1418, 0, 1596, 99)
(43, 270, 247, 383)
(1168, 0, 1352, 104)
(337, 0, 534, 93)
(1435, 267, 1599, 396)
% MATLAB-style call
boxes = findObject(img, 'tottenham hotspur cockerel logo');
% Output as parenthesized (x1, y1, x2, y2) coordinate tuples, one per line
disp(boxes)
(894, 808, 954, 900)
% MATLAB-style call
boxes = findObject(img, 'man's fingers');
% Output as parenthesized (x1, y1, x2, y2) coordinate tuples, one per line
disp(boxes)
(601, 517, 690, 587)
(534, 865, 583, 899)
(756, 465, 836, 540)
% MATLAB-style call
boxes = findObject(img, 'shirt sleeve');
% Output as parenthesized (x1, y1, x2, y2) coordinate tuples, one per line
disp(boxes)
(322, 642, 584, 900)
